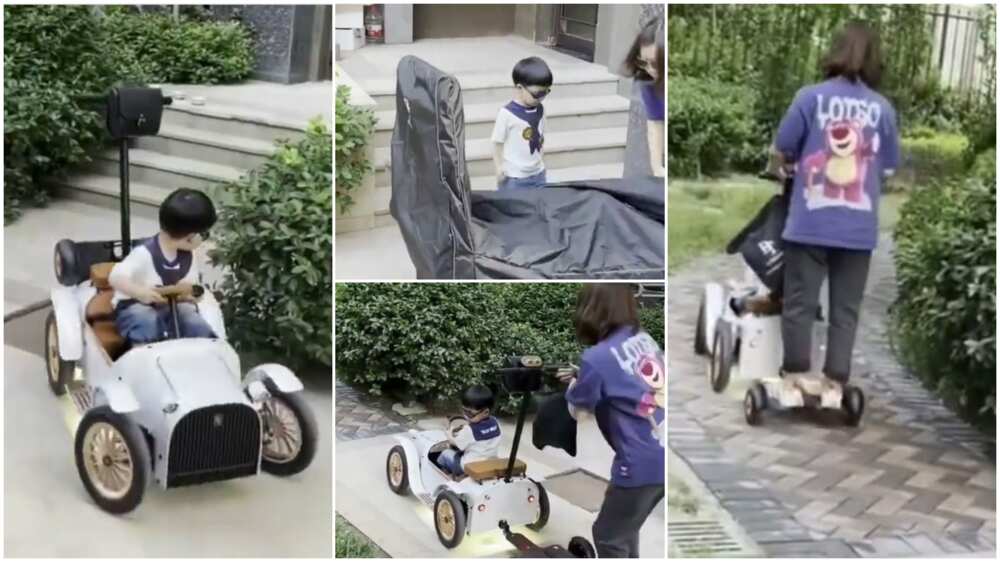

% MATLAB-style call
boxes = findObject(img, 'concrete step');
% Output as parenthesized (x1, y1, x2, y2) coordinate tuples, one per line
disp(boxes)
(373, 94, 630, 147)
(51, 174, 167, 219)
(89, 148, 243, 192)
(136, 124, 275, 171)
(373, 162, 626, 215)
(163, 103, 306, 145)
(364, 67, 621, 111)
(374, 126, 626, 188)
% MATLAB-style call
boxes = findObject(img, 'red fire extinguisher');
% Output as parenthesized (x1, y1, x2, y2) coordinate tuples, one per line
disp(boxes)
(364, 4, 384, 44)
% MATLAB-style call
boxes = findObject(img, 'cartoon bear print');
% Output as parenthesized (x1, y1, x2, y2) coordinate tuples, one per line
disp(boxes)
(801, 119, 878, 211)
(635, 352, 665, 445)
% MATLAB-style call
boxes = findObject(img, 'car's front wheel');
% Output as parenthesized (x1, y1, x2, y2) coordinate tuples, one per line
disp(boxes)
(74, 406, 149, 514)
(44, 310, 75, 396)
(260, 382, 318, 476)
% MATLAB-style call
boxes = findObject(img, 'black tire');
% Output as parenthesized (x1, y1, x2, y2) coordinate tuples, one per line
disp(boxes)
(710, 323, 733, 393)
(54, 239, 82, 286)
(842, 385, 865, 427)
(44, 310, 75, 396)
(526, 479, 550, 531)
(694, 294, 709, 356)
(385, 445, 410, 495)
(74, 406, 149, 514)
(434, 490, 467, 549)
(568, 536, 597, 558)
(260, 382, 318, 476)
(744, 383, 767, 426)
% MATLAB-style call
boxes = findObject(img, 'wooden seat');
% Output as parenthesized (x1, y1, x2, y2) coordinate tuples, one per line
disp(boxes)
(86, 263, 126, 358)
(464, 458, 527, 483)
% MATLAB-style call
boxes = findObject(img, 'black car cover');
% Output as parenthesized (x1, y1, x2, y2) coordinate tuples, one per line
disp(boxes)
(725, 178, 792, 296)
(532, 393, 577, 457)
(389, 56, 665, 279)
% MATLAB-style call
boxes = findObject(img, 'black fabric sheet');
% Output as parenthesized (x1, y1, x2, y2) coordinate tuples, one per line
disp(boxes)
(389, 56, 664, 279)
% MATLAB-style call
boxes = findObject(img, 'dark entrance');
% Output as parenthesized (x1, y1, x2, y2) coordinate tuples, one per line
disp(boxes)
(554, 5, 599, 61)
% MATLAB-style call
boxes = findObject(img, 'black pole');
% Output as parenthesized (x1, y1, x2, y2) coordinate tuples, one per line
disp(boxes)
(505, 391, 531, 482)
(170, 298, 181, 339)
(119, 137, 131, 256)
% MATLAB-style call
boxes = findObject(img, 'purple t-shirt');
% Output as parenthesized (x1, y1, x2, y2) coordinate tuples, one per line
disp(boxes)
(774, 77, 900, 250)
(641, 82, 665, 121)
(566, 327, 665, 488)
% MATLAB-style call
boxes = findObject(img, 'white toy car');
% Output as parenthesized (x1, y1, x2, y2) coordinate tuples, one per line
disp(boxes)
(384, 356, 594, 557)
(42, 86, 317, 514)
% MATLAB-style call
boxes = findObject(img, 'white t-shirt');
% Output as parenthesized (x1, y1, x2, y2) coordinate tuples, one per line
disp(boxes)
(491, 102, 546, 178)
(109, 236, 200, 307)
(453, 417, 502, 468)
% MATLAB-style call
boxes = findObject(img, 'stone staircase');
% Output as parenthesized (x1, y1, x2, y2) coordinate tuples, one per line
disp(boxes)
(54, 100, 306, 218)
(364, 65, 629, 226)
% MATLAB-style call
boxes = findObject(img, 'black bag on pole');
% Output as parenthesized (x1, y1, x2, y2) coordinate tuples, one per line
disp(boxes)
(725, 179, 792, 296)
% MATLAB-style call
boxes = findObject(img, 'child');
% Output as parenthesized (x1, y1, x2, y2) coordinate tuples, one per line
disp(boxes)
(110, 188, 217, 344)
(437, 385, 501, 476)
(491, 56, 552, 190)
(560, 284, 665, 558)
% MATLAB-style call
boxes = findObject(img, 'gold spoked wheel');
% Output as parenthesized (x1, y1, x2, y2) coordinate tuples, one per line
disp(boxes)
(436, 498, 456, 540)
(46, 318, 60, 384)
(262, 397, 303, 463)
(82, 421, 134, 500)
(388, 450, 404, 488)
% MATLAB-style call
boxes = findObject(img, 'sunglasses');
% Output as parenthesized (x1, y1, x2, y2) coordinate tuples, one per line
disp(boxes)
(519, 85, 552, 100)
(638, 57, 657, 72)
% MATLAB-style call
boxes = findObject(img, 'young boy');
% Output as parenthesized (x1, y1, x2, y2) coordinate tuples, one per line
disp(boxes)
(438, 385, 502, 476)
(491, 56, 552, 190)
(110, 188, 217, 344)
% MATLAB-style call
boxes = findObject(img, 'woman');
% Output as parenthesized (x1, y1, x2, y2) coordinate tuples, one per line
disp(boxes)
(770, 21, 900, 402)
(558, 284, 664, 558)
(623, 17, 665, 177)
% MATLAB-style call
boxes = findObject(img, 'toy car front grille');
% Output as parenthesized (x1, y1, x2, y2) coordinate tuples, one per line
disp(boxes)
(167, 404, 260, 487)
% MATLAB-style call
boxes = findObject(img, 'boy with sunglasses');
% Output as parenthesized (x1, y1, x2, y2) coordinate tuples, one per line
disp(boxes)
(437, 385, 501, 476)
(491, 56, 553, 190)
(110, 188, 217, 343)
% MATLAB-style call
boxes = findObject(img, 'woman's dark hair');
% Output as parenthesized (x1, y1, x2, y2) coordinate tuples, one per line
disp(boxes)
(512, 56, 553, 88)
(820, 20, 884, 89)
(159, 188, 217, 239)
(574, 284, 640, 346)
(462, 384, 495, 411)
(622, 16, 664, 93)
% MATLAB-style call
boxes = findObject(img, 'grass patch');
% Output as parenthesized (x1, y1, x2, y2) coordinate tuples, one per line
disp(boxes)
(667, 479, 700, 517)
(669, 174, 909, 272)
(336, 514, 386, 558)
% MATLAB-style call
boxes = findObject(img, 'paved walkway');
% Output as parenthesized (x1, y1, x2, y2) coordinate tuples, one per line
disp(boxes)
(667, 235, 996, 557)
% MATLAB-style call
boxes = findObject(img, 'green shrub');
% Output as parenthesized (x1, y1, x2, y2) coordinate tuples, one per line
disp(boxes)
(892, 172, 996, 432)
(334, 84, 377, 215)
(210, 119, 333, 369)
(896, 131, 969, 187)
(970, 148, 996, 180)
(668, 77, 760, 178)
(336, 283, 665, 410)
(99, 8, 253, 84)
(3, 5, 116, 221)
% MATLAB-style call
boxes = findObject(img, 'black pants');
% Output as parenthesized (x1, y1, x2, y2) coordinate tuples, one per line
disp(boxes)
(781, 241, 872, 382)
(592, 483, 664, 558)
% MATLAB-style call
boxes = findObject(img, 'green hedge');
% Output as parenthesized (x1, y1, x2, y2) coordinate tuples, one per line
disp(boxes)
(892, 160, 996, 432)
(667, 77, 760, 178)
(100, 8, 253, 84)
(895, 129, 970, 188)
(334, 83, 377, 215)
(210, 120, 333, 370)
(335, 284, 665, 410)
(3, 6, 116, 222)
(3, 5, 254, 221)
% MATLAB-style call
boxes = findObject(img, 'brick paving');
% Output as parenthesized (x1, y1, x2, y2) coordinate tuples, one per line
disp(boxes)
(335, 379, 413, 441)
(668, 235, 996, 557)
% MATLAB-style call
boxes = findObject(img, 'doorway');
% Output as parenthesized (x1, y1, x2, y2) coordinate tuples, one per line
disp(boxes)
(554, 5, 598, 61)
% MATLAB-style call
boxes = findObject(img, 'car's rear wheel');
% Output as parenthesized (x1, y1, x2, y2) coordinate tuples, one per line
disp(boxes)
(386, 445, 410, 494)
(74, 406, 149, 514)
(44, 310, 75, 396)
(434, 490, 467, 549)
(568, 536, 597, 558)
(260, 382, 318, 476)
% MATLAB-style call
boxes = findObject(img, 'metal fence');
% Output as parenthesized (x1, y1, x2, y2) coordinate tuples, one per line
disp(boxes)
(927, 4, 995, 94)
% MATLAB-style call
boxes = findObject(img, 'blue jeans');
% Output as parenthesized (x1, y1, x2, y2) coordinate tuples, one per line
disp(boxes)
(498, 169, 546, 190)
(115, 302, 216, 344)
(437, 449, 464, 476)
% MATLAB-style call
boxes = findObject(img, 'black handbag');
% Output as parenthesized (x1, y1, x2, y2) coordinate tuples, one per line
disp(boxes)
(726, 179, 792, 296)
(106, 87, 164, 139)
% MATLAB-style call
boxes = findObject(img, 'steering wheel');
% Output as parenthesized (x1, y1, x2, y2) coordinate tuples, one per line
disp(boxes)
(155, 283, 205, 300)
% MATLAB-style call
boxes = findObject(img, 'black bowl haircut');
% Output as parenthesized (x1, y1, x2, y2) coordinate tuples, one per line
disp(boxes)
(159, 188, 217, 239)
(512, 56, 553, 88)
